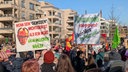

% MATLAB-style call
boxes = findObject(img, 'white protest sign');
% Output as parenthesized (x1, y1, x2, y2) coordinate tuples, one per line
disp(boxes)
(15, 19, 51, 52)
(74, 13, 101, 44)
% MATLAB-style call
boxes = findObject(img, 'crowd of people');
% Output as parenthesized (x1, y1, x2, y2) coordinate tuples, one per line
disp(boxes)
(0, 40, 128, 72)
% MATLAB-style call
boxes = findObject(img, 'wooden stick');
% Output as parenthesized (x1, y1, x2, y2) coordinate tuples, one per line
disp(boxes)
(85, 44, 88, 65)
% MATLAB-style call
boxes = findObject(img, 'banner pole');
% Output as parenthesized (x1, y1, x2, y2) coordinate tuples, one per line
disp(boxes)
(85, 44, 88, 65)
(33, 50, 36, 59)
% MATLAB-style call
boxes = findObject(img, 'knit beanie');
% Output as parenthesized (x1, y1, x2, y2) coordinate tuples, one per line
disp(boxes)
(44, 51, 54, 63)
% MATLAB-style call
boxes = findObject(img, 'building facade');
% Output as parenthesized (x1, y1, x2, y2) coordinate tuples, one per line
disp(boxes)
(119, 25, 128, 38)
(0, 0, 42, 43)
(108, 20, 117, 43)
(62, 9, 77, 38)
(40, 2, 62, 39)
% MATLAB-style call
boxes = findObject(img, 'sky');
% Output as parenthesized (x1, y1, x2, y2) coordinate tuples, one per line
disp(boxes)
(39, 0, 128, 25)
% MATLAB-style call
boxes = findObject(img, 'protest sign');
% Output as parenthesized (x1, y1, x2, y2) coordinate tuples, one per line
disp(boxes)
(92, 45, 102, 54)
(15, 19, 51, 52)
(74, 13, 101, 44)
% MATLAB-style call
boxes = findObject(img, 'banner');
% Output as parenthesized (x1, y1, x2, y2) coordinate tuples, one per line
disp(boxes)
(74, 13, 100, 44)
(15, 19, 51, 52)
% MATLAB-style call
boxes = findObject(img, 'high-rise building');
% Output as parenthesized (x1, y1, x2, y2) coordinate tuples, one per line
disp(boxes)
(100, 18, 109, 36)
(40, 2, 62, 39)
(62, 9, 77, 38)
(0, 0, 42, 42)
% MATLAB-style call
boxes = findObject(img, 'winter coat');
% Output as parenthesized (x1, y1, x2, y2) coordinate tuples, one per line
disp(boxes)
(2, 56, 24, 72)
(41, 63, 56, 72)
(73, 56, 85, 72)
(0, 62, 9, 72)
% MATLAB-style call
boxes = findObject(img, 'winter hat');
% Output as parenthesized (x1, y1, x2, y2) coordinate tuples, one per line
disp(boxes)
(44, 51, 54, 63)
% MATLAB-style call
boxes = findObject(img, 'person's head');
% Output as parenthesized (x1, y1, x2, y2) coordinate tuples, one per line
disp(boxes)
(58, 48, 63, 53)
(21, 59, 39, 72)
(77, 51, 84, 58)
(35, 50, 41, 60)
(44, 50, 54, 63)
(56, 54, 74, 72)
(17, 28, 29, 45)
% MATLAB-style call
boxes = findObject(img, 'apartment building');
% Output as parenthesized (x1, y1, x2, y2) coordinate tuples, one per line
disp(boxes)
(100, 18, 109, 36)
(119, 25, 128, 38)
(62, 9, 77, 38)
(108, 20, 117, 43)
(0, 0, 42, 42)
(100, 17, 109, 43)
(40, 2, 62, 39)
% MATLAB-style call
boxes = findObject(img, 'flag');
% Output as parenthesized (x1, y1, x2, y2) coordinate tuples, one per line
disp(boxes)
(5, 37, 8, 43)
(112, 26, 120, 49)
(65, 33, 74, 51)
(105, 42, 109, 50)
(65, 38, 71, 51)
(68, 33, 74, 41)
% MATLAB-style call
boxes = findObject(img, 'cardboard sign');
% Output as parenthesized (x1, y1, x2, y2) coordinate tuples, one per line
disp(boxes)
(74, 13, 100, 44)
(15, 19, 51, 52)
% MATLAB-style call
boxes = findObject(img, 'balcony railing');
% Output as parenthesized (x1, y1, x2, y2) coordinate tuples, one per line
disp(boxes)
(54, 21, 61, 25)
(0, 14, 17, 21)
(0, 14, 13, 17)
(67, 26, 74, 29)
(68, 31, 73, 34)
(0, 1, 13, 4)
(69, 13, 76, 15)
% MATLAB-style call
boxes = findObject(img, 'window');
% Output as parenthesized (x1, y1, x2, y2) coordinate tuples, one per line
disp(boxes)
(58, 13, 61, 18)
(49, 11, 52, 16)
(29, 13, 34, 20)
(29, 3, 34, 10)
(21, 0, 25, 8)
(21, 12, 25, 19)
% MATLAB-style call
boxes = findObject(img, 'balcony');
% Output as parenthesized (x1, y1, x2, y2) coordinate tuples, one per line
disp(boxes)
(0, 28, 13, 34)
(0, 1, 16, 9)
(68, 13, 76, 17)
(54, 21, 61, 25)
(49, 31, 60, 34)
(67, 31, 73, 34)
(67, 26, 74, 29)
(67, 19, 74, 23)
(47, 14, 60, 19)
(0, 14, 17, 21)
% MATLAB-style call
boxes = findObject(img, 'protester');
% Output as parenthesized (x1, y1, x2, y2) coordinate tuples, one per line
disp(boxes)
(56, 54, 75, 72)
(41, 50, 56, 72)
(21, 59, 39, 72)
(0, 51, 9, 72)
(0, 50, 23, 72)
(104, 51, 124, 72)
(86, 54, 98, 70)
(35, 50, 41, 60)
(72, 51, 85, 72)
(125, 60, 128, 72)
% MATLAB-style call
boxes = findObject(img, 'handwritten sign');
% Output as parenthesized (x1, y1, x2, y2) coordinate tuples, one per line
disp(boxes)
(74, 13, 100, 44)
(15, 19, 51, 52)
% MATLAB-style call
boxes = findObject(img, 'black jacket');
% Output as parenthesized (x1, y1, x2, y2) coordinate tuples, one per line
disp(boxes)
(41, 63, 56, 72)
